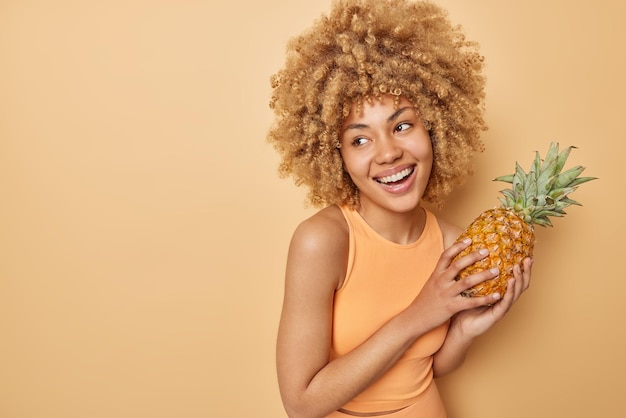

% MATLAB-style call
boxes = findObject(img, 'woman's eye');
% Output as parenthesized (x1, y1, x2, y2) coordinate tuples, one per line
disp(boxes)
(395, 122, 412, 132)
(352, 137, 368, 146)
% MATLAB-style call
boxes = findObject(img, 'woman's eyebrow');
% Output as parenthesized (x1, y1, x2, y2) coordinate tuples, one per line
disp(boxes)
(387, 106, 412, 122)
(342, 107, 414, 132)
(342, 122, 368, 132)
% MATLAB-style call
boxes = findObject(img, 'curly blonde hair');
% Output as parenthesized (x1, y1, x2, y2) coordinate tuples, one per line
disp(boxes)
(268, 0, 487, 208)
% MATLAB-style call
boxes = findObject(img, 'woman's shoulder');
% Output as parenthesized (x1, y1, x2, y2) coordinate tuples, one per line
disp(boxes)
(292, 205, 349, 251)
(287, 205, 349, 290)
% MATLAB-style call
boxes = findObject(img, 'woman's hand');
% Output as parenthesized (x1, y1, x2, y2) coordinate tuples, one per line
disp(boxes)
(451, 257, 533, 339)
(407, 238, 509, 333)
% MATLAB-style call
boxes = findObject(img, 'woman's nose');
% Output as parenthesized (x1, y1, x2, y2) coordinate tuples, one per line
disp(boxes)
(375, 136, 402, 164)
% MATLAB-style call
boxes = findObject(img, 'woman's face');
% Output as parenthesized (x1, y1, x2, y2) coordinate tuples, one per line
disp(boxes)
(339, 95, 432, 215)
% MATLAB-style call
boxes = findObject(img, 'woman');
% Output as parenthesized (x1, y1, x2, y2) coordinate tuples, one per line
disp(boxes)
(268, 1, 532, 417)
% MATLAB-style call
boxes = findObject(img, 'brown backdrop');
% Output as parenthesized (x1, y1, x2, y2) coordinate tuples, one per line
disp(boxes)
(1, 0, 624, 417)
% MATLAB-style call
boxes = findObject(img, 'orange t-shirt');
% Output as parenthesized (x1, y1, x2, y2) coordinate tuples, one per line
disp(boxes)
(328, 206, 449, 416)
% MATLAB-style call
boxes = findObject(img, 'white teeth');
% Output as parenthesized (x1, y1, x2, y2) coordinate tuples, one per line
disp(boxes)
(377, 168, 413, 184)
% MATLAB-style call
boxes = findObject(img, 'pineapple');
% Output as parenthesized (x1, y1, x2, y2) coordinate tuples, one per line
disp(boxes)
(455, 142, 596, 297)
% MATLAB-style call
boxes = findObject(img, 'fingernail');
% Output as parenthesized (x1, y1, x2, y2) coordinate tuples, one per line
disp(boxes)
(479, 249, 488, 256)
(490, 268, 499, 275)
(462, 238, 472, 244)
(492, 293, 501, 300)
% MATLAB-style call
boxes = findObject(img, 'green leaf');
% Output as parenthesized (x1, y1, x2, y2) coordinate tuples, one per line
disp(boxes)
(494, 174, 514, 184)
(554, 145, 574, 174)
(552, 165, 586, 189)
(541, 142, 560, 173)
(531, 150, 542, 179)
(548, 187, 576, 201)
(567, 176, 598, 187)
(533, 217, 554, 227)
(560, 197, 582, 206)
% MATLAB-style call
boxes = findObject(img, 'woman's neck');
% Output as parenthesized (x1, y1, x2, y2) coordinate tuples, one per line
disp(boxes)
(356, 203, 426, 245)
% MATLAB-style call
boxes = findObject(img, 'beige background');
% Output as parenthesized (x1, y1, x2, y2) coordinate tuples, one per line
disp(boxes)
(1, 0, 624, 417)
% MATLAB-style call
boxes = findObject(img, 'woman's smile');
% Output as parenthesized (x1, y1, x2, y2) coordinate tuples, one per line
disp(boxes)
(374, 165, 416, 193)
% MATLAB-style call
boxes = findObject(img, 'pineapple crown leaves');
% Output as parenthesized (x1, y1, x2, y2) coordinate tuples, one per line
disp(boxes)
(494, 142, 597, 227)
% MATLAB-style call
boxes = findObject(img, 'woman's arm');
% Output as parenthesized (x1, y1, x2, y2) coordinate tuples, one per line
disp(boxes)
(276, 207, 426, 417)
(432, 219, 533, 377)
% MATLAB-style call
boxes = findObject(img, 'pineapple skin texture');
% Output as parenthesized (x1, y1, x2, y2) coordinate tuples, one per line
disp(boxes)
(454, 208, 535, 297)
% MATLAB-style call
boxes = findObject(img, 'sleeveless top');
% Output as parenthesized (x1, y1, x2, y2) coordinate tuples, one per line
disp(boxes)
(328, 206, 449, 416)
